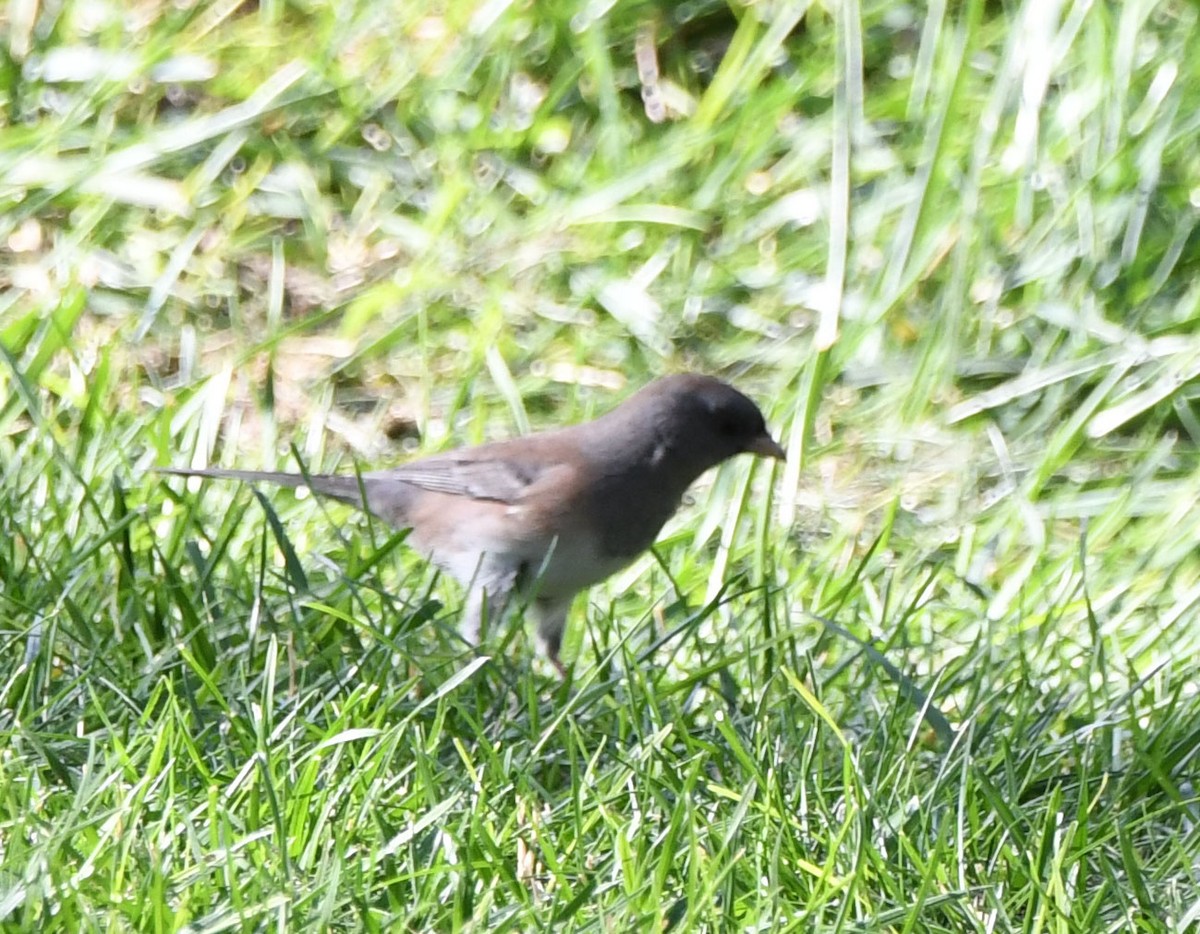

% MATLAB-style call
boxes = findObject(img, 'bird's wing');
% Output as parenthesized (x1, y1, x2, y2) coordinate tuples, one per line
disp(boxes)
(374, 456, 550, 504)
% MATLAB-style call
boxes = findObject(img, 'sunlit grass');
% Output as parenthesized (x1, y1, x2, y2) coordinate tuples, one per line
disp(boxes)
(2, 0, 1200, 929)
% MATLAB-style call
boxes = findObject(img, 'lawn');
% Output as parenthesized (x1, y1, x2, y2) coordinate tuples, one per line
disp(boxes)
(2, 0, 1200, 930)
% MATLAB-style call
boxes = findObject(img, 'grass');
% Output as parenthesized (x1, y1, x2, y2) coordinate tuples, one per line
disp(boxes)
(3, 0, 1200, 929)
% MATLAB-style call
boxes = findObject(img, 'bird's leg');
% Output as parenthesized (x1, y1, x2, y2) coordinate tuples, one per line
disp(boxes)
(460, 587, 507, 646)
(531, 596, 573, 676)
(460, 563, 518, 648)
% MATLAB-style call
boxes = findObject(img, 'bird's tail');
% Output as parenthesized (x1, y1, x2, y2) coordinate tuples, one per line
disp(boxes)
(155, 467, 370, 511)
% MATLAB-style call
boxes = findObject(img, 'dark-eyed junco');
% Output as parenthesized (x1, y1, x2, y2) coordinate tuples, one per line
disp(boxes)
(160, 373, 785, 670)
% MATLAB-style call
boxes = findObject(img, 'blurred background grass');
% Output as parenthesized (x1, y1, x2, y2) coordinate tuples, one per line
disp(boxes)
(3, 0, 1200, 929)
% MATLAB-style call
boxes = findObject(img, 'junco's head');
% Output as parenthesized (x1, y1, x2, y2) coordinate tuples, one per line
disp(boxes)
(674, 373, 786, 461)
(595, 373, 786, 469)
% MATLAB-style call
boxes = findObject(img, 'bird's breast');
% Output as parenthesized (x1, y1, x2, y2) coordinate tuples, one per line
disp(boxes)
(525, 531, 638, 599)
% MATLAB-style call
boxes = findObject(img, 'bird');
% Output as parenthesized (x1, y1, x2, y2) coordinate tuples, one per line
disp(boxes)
(158, 373, 785, 672)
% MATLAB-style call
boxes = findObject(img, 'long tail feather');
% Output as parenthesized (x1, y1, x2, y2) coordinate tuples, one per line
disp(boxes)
(154, 467, 368, 510)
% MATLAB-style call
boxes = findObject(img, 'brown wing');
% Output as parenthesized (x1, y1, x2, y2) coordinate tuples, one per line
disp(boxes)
(368, 455, 549, 504)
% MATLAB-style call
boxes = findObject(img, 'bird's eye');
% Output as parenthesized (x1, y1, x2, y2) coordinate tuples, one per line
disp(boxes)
(715, 408, 751, 437)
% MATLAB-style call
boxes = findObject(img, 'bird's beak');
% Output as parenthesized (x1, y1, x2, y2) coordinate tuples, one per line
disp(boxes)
(746, 433, 787, 461)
